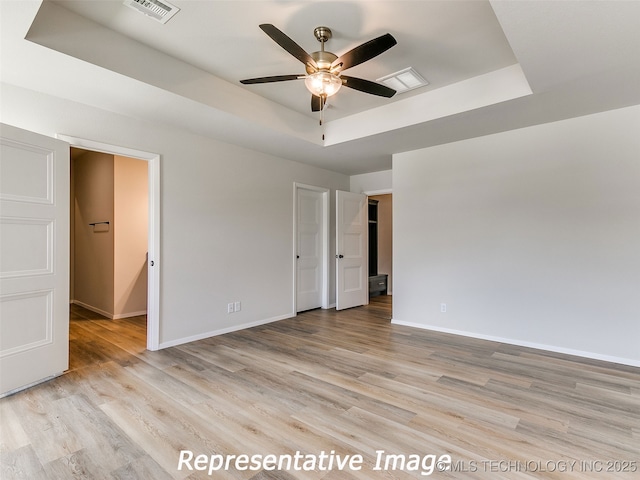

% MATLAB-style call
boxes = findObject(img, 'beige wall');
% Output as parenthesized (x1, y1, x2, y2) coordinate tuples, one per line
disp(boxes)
(114, 155, 148, 318)
(72, 150, 115, 316)
(72, 151, 148, 318)
(369, 194, 392, 293)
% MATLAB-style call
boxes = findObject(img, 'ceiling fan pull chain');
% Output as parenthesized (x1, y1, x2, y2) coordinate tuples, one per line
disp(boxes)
(319, 95, 327, 126)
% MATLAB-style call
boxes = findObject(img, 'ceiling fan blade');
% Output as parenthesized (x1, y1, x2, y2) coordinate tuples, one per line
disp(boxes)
(240, 75, 302, 84)
(259, 24, 317, 69)
(311, 95, 323, 112)
(341, 76, 396, 98)
(331, 33, 397, 72)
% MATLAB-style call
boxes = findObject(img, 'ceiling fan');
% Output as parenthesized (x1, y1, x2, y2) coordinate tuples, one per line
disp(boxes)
(240, 24, 397, 123)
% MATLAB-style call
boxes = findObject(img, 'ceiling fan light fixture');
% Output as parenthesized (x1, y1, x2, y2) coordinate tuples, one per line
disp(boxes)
(304, 71, 342, 97)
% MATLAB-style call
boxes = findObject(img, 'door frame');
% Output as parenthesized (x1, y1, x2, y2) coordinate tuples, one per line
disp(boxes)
(363, 189, 392, 298)
(58, 135, 161, 351)
(293, 183, 330, 313)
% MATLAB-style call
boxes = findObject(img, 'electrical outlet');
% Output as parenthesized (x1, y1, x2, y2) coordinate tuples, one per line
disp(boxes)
(227, 303, 234, 314)
(440, 303, 447, 313)
(234, 301, 241, 312)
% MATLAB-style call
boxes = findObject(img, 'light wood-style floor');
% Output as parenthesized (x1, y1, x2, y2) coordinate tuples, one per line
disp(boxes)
(1, 297, 639, 479)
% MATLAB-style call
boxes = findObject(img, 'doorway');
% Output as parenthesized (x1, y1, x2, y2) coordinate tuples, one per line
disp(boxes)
(368, 193, 392, 297)
(60, 135, 160, 350)
(70, 148, 148, 321)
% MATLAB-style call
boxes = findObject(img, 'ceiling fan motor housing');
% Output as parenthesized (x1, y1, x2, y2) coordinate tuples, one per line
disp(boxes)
(306, 51, 338, 74)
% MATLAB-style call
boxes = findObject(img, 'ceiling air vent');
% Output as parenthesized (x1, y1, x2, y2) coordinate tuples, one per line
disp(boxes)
(123, 0, 180, 24)
(377, 67, 429, 94)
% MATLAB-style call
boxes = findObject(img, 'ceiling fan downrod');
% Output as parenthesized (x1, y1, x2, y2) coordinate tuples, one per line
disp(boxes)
(314, 26, 331, 48)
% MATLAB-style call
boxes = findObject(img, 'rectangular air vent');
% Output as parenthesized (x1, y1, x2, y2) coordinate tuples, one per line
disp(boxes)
(123, 0, 180, 24)
(377, 67, 429, 94)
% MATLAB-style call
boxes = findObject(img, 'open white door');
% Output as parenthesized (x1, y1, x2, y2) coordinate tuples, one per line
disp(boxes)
(336, 190, 368, 310)
(0, 124, 69, 396)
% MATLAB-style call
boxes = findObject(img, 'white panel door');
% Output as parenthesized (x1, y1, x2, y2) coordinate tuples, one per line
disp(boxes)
(336, 190, 367, 310)
(0, 123, 69, 396)
(296, 188, 323, 312)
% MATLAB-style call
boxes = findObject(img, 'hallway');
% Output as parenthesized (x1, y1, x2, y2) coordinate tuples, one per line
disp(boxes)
(68, 304, 147, 372)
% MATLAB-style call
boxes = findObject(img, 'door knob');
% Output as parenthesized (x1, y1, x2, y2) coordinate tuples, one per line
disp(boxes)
(336, 254, 344, 259)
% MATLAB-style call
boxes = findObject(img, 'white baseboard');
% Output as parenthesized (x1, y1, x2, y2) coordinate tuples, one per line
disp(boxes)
(71, 300, 146, 320)
(71, 300, 112, 319)
(113, 310, 147, 320)
(159, 312, 294, 349)
(391, 319, 640, 368)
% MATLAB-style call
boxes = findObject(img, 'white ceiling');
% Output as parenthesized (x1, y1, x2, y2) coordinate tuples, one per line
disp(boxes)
(1, 0, 640, 175)
(52, 0, 518, 120)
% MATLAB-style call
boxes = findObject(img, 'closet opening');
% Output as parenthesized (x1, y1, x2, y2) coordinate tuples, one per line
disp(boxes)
(368, 194, 392, 301)
(69, 146, 152, 364)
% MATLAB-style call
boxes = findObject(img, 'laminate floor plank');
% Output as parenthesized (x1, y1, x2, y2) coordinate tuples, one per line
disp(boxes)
(108, 453, 173, 480)
(0, 444, 47, 479)
(175, 344, 252, 373)
(0, 400, 30, 453)
(2, 299, 639, 479)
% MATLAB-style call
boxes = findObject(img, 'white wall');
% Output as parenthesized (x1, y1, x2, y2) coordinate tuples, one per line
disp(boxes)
(393, 105, 640, 366)
(350, 170, 392, 194)
(2, 83, 350, 347)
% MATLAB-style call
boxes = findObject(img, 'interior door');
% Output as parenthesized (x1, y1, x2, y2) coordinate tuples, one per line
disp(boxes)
(0, 123, 70, 396)
(336, 190, 368, 310)
(296, 187, 323, 312)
